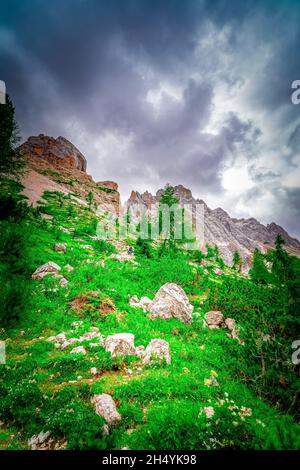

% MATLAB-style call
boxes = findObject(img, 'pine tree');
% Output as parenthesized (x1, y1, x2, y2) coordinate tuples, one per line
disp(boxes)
(0, 95, 24, 178)
(232, 250, 243, 272)
(86, 191, 94, 210)
(250, 248, 270, 284)
(158, 184, 179, 252)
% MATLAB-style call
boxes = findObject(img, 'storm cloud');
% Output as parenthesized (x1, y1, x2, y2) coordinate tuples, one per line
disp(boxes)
(1, 0, 300, 236)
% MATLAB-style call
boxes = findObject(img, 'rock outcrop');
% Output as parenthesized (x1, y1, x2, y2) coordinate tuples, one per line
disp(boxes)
(20, 134, 87, 171)
(149, 283, 193, 324)
(20, 134, 120, 213)
(97, 181, 118, 191)
(32, 261, 61, 280)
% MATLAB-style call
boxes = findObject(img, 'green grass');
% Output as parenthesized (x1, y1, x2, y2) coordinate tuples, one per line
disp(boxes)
(0, 189, 299, 450)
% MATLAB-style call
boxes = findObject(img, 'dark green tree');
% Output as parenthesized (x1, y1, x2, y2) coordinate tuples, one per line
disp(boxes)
(232, 250, 243, 272)
(0, 95, 24, 178)
(249, 248, 270, 284)
(86, 191, 94, 210)
(158, 184, 179, 253)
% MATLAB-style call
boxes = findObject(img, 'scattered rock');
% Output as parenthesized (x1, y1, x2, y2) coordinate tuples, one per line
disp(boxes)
(203, 406, 215, 419)
(59, 277, 68, 287)
(104, 333, 136, 357)
(64, 264, 74, 272)
(48, 332, 67, 343)
(90, 367, 98, 376)
(102, 424, 110, 436)
(225, 317, 243, 344)
(135, 345, 146, 358)
(214, 268, 223, 276)
(109, 253, 136, 263)
(91, 394, 121, 424)
(204, 311, 224, 328)
(54, 243, 66, 253)
(60, 226, 75, 234)
(78, 331, 102, 342)
(129, 295, 152, 312)
(60, 338, 77, 349)
(149, 283, 193, 324)
(80, 244, 93, 250)
(41, 213, 53, 220)
(143, 339, 171, 365)
(32, 261, 61, 280)
(27, 431, 66, 450)
(70, 346, 86, 355)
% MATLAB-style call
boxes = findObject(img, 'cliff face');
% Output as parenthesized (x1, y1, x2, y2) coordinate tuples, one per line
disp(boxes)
(127, 185, 300, 267)
(20, 134, 87, 172)
(20, 134, 120, 212)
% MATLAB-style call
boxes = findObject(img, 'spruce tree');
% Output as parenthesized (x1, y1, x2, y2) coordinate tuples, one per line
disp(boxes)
(0, 95, 24, 178)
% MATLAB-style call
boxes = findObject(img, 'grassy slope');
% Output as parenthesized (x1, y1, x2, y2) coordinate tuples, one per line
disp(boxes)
(0, 191, 299, 450)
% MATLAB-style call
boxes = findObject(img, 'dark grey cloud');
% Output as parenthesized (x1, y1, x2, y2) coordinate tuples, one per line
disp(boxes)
(1, 0, 300, 237)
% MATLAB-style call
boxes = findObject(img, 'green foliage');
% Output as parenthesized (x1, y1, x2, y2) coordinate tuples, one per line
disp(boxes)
(0, 95, 24, 178)
(232, 251, 243, 272)
(249, 248, 271, 284)
(86, 191, 94, 210)
(0, 173, 299, 449)
(94, 239, 117, 255)
(135, 236, 153, 258)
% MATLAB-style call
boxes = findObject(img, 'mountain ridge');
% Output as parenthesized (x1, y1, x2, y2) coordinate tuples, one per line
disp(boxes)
(127, 185, 300, 268)
(19, 134, 300, 268)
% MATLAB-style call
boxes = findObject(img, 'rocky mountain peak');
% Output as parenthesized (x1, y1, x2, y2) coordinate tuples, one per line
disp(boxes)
(20, 134, 87, 172)
(127, 184, 300, 269)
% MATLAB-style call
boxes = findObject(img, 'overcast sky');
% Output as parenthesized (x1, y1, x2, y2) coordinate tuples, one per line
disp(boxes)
(1, 0, 300, 237)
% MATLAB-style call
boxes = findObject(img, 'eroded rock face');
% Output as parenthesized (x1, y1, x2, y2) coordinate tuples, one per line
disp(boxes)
(97, 181, 118, 191)
(104, 333, 136, 357)
(32, 261, 61, 280)
(143, 339, 171, 365)
(20, 134, 87, 171)
(91, 394, 121, 424)
(149, 283, 193, 324)
(127, 184, 300, 268)
(204, 311, 224, 328)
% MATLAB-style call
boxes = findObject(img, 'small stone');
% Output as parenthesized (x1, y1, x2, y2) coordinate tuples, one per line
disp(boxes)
(54, 243, 66, 253)
(90, 367, 98, 376)
(64, 264, 74, 272)
(204, 311, 224, 328)
(135, 345, 146, 358)
(32, 261, 61, 280)
(59, 277, 68, 287)
(91, 394, 121, 424)
(70, 346, 86, 355)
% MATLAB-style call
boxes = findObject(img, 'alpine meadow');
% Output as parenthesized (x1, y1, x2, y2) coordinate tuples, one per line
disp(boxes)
(0, 0, 300, 458)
